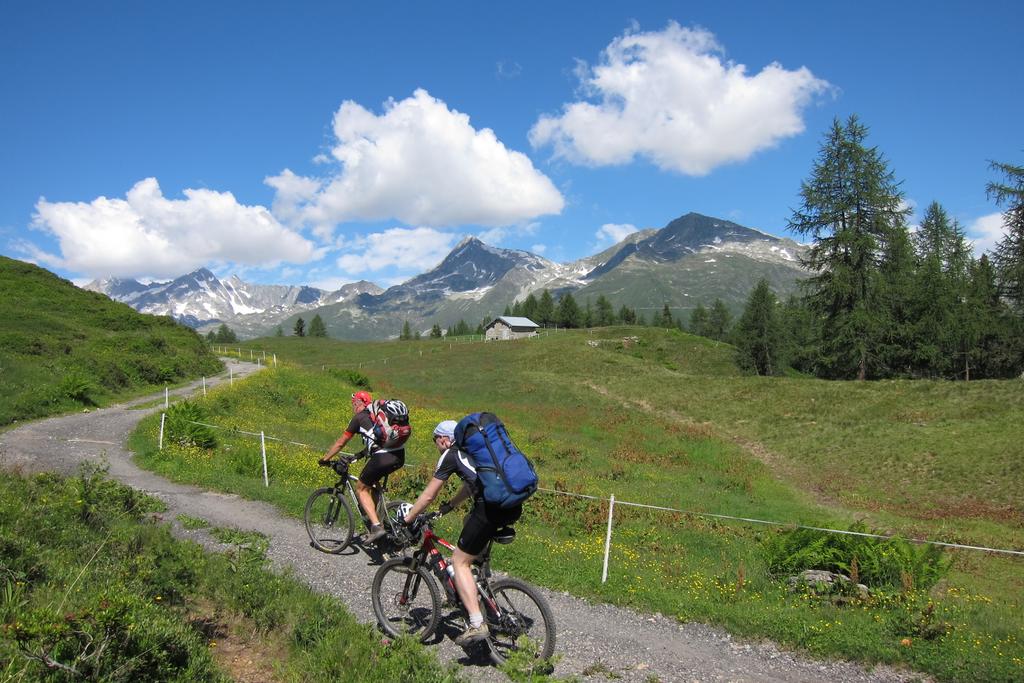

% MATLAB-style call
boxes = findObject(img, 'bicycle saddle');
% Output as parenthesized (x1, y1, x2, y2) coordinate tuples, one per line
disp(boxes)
(493, 526, 516, 544)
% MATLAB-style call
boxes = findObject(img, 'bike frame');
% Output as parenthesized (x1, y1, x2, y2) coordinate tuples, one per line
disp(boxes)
(327, 459, 390, 530)
(407, 520, 499, 622)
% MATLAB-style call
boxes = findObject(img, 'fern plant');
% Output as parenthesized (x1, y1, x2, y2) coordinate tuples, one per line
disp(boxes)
(165, 401, 217, 449)
(762, 522, 949, 591)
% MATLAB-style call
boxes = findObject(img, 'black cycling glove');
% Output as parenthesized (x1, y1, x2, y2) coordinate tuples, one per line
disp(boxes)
(438, 501, 453, 515)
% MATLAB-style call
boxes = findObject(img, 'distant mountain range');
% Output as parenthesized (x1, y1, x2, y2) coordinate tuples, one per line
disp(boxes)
(85, 212, 809, 339)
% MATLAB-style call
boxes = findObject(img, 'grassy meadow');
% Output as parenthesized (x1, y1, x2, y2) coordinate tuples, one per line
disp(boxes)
(133, 330, 1024, 681)
(0, 256, 224, 429)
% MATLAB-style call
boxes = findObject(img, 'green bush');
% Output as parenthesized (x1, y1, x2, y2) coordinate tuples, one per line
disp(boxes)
(59, 370, 97, 405)
(165, 402, 217, 449)
(327, 368, 371, 390)
(761, 522, 950, 591)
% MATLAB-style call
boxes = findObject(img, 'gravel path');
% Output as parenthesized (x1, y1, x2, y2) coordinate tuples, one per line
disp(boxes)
(0, 360, 928, 682)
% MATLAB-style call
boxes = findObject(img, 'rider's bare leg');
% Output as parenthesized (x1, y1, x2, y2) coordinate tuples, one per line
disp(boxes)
(355, 480, 381, 527)
(452, 548, 481, 621)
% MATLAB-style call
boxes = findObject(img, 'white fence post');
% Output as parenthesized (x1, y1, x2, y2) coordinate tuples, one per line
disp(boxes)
(229, 365, 233, 386)
(164, 387, 169, 409)
(257, 357, 261, 368)
(159, 413, 166, 450)
(602, 494, 616, 583)
(273, 353, 277, 367)
(261, 431, 269, 487)
(202, 376, 206, 396)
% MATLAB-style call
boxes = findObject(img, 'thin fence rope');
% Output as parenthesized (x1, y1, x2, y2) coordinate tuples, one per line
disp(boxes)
(536, 487, 1024, 557)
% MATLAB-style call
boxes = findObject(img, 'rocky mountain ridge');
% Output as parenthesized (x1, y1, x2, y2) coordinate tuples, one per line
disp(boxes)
(85, 213, 809, 339)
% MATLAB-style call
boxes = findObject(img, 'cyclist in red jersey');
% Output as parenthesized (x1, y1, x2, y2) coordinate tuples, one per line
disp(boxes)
(320, 390, 405, 543)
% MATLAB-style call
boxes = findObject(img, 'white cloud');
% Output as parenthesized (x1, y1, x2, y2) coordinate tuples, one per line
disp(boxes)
(530, 22, 832, 175)
(967, 212, 1007, 256)
(596, 222, 638, 244)
(30, 178, 317, 279)
(268, 89, 564, 232)
(531, 243, 547, 254)
(334, 226, 458, 276)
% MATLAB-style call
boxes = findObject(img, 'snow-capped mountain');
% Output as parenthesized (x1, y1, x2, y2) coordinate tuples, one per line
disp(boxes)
(84, 268, 382, 334)
(584, 213, 800, 279)
(85, 212, 809, 340)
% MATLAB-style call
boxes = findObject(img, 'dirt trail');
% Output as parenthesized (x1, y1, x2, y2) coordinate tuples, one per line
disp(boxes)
(0, 361, 925, 682)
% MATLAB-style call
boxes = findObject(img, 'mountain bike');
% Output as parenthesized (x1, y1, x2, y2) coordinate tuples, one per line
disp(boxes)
(371, 511, 556, 665)
(304, 455, 407, 553)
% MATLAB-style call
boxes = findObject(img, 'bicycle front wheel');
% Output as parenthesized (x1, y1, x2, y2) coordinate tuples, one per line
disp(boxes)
(485, 577, 556, 665)
(371, 558, 441, 642)
(304, 488, 355, 553)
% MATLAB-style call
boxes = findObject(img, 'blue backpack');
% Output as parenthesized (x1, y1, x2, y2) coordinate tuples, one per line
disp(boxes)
(454, 412, 538, 508)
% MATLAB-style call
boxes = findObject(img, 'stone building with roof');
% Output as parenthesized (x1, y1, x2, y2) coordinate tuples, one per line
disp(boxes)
(484, 316, 540, 341)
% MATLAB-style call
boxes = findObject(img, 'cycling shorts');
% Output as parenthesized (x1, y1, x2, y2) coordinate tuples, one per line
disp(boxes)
(358, 449, 405, 486)
(458, 497, 522, 556)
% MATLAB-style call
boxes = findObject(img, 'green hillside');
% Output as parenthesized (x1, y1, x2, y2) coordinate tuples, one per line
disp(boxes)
(0, 256, 223, 426)
(134, 330, 1023, 680)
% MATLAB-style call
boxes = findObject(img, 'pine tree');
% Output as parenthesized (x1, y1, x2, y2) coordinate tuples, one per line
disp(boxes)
(556, 292, 581, 328)
(430, 324, 443, 338)
(964, 254, 1022, 378)
(659, 303, 674, 328)
(522, 293, 539, 321)
(214, 323, 238, 343)
(504, 304, 513, 316)
(734, 279, 787, 375)
(708, 300, 733, 340)
(987, 160, 1024, 311)
(689, 304, 710, 337)
(454, 319, 471, 336)
(906, 202, 967, 377)
(876, 224, 916, 376)
(582, 299, 593, 328)
(274, 325, 284, 337)
(400, 320, 412, 340)
(617, 305, 636, 324)
(787, 115, 910, 379)
(293, 318, 305, 337)
(536, 290, 555, 326)
(595, 295, 614, 326)
(205, 330, 216, 342)
(781, 295, 820, 374)
(308, 314, 328, 338)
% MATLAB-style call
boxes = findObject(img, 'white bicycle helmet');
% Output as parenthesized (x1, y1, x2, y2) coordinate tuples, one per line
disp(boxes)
(395, 502, 414, 523)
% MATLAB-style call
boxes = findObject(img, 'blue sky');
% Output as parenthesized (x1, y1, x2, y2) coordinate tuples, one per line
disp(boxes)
(2, 1, 1021, 290)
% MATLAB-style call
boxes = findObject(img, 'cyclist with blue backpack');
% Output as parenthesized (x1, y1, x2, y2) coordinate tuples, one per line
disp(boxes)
(402, 414, 537, 645)
(320, 390, 410, 543)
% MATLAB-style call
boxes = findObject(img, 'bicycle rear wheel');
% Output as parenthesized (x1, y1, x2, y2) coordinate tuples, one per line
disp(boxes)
(485, 577, 556, 665)
(304, 487, 355, 553)
(371, 557, 441, 642)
